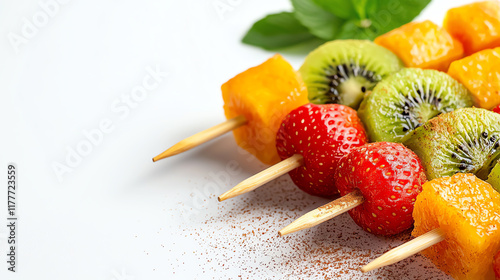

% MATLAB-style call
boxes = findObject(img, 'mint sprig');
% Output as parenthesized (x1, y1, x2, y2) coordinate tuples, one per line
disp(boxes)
(242, 12, 317, 50)
(242, 0, 431, 50)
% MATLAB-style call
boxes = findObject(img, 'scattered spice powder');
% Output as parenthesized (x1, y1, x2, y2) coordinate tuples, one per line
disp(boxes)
(178, 176, 450, 279)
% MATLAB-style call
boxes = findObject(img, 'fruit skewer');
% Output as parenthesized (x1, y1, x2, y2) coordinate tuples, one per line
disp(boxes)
(220, 67, 472, 202)
(279, 142, 425, 237)
(360, 108, 500, 276)
(218, 103, 369, 201)
(153, 54, 309, 164)
(362, 173, 500, 280)
(280, 107, 500, 236)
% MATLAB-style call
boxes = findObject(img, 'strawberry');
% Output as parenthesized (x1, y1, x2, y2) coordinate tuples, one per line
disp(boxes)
(334, 142, 426, 236)
(493, 104, 500, 115)
(495, 250, 500, 280)
(276, 103, 368, 197)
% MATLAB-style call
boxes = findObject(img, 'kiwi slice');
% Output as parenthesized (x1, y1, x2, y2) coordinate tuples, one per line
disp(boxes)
(299, 40, 403, 109)
(358, 68, 473, 143)
(487, 161, 500, 193)
(403, 108, 500, 180)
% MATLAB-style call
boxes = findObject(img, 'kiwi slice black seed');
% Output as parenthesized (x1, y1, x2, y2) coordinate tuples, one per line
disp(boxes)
(358, 68, 473, 143)
(299, 40, 403, 109)
(403, 108, 500, 180)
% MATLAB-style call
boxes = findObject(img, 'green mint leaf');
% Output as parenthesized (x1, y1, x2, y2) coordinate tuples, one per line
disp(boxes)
(352, 0, 378, 19)
(351, 0, 368, 19)
(335, 19, 376, 40)
(312, 0, 358, 20)
(333, 0, 432, 40)
(363, 0, 379, 17)
(291, 0, 344, 40)
(242, 12, 317, 50)
(368, 0, 432, 35)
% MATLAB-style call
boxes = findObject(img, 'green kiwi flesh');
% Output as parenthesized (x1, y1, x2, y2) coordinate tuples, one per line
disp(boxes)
(299, 40, 403, 109)
(358, 68, 473, 143)
(403, 108, 500, 180)
(487, 161, 500, 193)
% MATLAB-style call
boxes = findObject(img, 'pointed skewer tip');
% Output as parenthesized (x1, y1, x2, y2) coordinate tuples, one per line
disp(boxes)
(360, 228, 445, 273)
(152, 151, 175, 162)
(216, 154, 304, 202)
(360, 265, 372, 273)
(152, 116, 248, 162)
(277, 190, 365, 237)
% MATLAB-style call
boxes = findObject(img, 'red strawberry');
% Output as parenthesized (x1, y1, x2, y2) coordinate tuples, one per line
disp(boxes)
(334, 142, 426, 236)
(495, 251, 500, 280)
(276, 103, 368, 197)
(493, 104, 500, 114)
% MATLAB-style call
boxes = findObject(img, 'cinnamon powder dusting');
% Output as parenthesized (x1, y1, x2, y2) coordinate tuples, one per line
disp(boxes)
(176, 176, 451, 279)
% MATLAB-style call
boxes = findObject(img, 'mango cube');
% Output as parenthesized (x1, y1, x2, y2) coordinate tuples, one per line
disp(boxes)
(222, 55, 309, 165)
(444, 1, 500, 55)
(412, 173, 500, 280)
(448, 48, 500, 109)
(374, 20, 464, 72)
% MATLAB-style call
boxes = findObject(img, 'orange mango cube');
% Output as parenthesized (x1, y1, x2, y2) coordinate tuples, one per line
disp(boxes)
(448, 47, 500, 109)
(374, 20, 464, 72)
(222, 55, 309, 165)
(412, 173, 500, 280)
(444, 1, 500, 55)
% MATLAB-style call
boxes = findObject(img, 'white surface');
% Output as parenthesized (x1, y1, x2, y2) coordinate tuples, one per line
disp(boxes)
(0, 0, 477, 279)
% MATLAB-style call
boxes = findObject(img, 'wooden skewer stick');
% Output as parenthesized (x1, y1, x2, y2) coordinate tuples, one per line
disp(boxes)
(153, 115, 247, 162)
(218, 154, 304, 202)
(278, 189, 364, 236)
(361, 228, 445, 273)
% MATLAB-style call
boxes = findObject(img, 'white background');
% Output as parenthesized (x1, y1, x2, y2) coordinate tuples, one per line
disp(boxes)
(0, 0, 477, 279)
